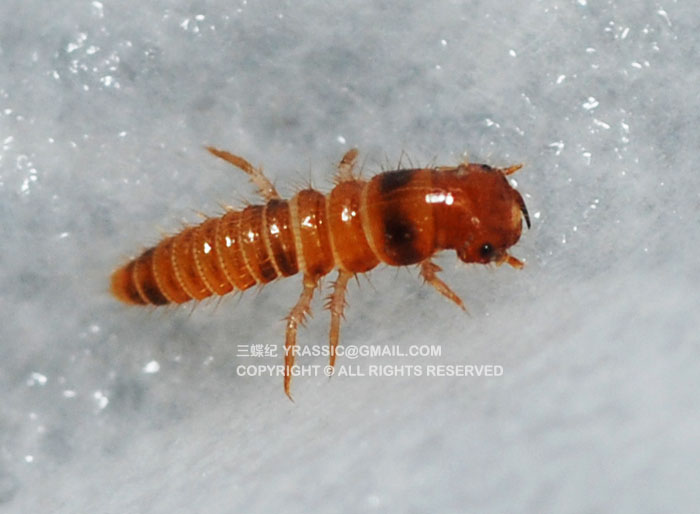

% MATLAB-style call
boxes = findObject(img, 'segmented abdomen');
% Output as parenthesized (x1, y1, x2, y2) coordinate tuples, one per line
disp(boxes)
(111, 169, 445, 305)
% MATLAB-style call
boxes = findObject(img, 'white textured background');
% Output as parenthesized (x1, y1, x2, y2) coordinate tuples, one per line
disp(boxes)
(1, 0, 698, 512)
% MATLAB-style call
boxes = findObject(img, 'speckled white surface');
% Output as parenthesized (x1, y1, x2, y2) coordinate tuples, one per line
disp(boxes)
(1, 0, 699, 512)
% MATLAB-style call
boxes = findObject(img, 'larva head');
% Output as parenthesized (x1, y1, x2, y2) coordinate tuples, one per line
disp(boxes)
(453, 164, 530, 267)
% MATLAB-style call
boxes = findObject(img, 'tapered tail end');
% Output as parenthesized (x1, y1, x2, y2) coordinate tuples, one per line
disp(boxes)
(110, 263, 145, 305)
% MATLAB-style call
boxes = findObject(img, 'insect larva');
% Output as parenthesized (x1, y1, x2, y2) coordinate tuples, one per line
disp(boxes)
(111, 147, 531, 397)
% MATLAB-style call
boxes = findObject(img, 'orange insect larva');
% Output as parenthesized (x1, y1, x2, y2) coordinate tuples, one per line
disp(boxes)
(111, 147, 531, 397)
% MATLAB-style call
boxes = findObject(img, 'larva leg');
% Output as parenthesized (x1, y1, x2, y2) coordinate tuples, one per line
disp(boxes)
(206, 146, 280, 201)
(284, 274, 318, 399)
(326, 269, 352, 369)
(336, 148, 359, 183)
(420, 260, 466, 311)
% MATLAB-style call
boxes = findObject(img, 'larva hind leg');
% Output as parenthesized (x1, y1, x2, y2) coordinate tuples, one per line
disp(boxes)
(336, 148, 359, 183)
(283, 274, 318, 399)
(420, 260, 466, 312)
(326, 270, 352, 369)
(206, 146, 280, 201)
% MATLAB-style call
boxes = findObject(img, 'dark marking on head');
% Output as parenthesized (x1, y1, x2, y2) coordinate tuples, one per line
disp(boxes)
(481, 164, 493, 171)
(379, 169, 417, 195)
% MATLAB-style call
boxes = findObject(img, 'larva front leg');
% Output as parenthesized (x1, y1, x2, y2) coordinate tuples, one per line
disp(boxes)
(284, 274, 318, 399)
(419, 260, 466, 312)
(206, 146, 280, 201)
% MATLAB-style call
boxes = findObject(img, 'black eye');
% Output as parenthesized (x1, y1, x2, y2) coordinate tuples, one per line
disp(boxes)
(479, 243, 494, 259)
